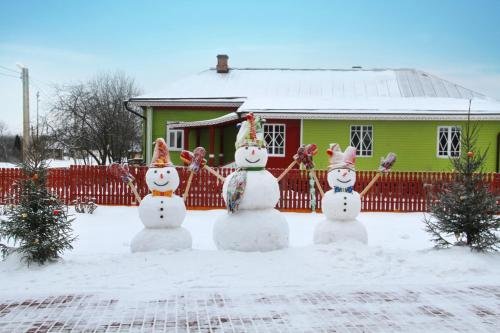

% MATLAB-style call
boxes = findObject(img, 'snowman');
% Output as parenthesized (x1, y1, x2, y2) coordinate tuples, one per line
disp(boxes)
(213, 113, 289, 251)
(131, 138, 192, 252)
(313, 144, 368, 244)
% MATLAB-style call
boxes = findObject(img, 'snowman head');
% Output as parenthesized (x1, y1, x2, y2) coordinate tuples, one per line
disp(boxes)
(234, 113, 268, 168)
(326, 144, 357, 188)
(145, 166, 180, 192)
(146, 138, 179, 192)
(328, 167, 356, 188)
(235, 145, 268, 168)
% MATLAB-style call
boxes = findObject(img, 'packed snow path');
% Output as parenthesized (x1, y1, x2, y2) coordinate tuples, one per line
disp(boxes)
(0, 285, 498, 332)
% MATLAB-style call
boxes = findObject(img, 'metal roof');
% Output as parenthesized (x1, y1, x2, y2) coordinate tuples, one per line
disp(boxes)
(132, 68, 487, 102)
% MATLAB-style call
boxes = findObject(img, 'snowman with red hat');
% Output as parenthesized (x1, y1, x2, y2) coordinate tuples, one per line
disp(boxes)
(313, 144, 368, 244)
(131, 138, 192, 252)
(213, 113, 289, 251)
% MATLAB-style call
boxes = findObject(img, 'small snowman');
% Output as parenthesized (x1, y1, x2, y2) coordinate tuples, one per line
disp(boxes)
(213, 113, 289, 251)
(131, 138, 192, 252)
(314, 144, 368, 244)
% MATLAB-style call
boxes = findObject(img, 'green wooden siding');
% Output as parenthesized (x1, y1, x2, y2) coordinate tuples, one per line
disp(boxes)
(150, 109, 230, 165)
(303, 120, 500, 172)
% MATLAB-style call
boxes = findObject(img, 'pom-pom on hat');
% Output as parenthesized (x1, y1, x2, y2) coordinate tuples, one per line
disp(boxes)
(150, 138, 172, 167)
(235, 112, 266, 149)
(326, 143, 356, 170)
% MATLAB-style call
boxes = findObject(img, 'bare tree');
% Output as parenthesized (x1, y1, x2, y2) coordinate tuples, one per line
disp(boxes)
(51, 72, 142, 165)
(0, 121, 21, 163)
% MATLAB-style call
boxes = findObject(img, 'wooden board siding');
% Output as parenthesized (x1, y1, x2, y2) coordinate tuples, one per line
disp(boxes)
(265, 119, 301, 169)
(303, 119, 500, 172)
(150, 109, 231, 165)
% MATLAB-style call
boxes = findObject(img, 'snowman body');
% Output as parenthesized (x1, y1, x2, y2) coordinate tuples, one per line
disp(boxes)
(139, 194, 186, 228)
(213, 146, 289, 251)
(314, 167, 367, 244)
(131, 165, 192, 252)
(222, 170, 279, 210)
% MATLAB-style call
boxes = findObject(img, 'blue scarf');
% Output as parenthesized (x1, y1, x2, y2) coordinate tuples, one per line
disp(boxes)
(334, 186, 353, 193)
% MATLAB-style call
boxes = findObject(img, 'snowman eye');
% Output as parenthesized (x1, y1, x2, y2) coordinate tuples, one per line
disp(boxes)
(167, 170, 170, 174)
(245, 147, 248, 150)
(154, 170, 157, 174)
(337, 170, 340, 173)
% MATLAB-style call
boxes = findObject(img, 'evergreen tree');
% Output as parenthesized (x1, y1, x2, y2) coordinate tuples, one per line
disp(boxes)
(0, 135, 76, 265)
(424, 115, 499, 251)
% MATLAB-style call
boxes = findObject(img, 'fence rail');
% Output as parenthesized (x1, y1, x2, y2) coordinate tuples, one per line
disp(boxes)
(1, 166, 499, 212)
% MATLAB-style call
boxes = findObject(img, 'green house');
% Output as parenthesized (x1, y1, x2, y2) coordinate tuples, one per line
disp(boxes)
(127, 55, 500, 172)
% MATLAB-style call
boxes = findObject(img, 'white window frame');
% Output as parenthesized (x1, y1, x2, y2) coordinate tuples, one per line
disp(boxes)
(350, 125, 373, 157)
(264, 123, 286, 157)
(166, 127, 184, 151)
(436, 126, 461, 158)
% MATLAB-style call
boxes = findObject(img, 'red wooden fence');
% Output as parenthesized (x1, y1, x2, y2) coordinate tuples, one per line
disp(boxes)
(0, 166, 498, 212)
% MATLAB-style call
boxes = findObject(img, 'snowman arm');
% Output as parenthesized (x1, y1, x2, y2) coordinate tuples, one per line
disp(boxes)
(360, 173, 381, 198)
(360, 152, 396, 198)
(203, 165, 226, 182)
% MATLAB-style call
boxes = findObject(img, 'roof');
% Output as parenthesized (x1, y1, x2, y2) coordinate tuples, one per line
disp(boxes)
(133, 68, 487, 100)
(129, 67, 500, 121)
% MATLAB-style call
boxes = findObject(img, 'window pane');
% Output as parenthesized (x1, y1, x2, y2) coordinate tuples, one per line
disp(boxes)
(169, 132, 175, 148)
(176, 131, 182, 149)
(438, 128, 448, 156)
(263, 124, 285, 155)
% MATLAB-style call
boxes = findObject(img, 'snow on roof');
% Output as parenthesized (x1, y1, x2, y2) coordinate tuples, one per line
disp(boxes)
(240, 97, 500, 113)
(168, 112, 239, 128)
(134, 68, 487, 101)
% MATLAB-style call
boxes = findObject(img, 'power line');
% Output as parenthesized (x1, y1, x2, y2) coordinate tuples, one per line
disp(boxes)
(0, 65, 20, 74)
(0, 72, 20, 79)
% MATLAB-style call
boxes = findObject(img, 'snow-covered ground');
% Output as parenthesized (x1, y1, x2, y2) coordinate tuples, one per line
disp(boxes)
(1, 207, 498, 301)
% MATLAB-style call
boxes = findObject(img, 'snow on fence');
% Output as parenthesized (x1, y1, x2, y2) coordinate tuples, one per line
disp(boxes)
(0, 166, 499, 212)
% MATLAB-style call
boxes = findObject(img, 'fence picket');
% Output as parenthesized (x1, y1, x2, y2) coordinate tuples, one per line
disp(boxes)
(0, 166, 498, 212)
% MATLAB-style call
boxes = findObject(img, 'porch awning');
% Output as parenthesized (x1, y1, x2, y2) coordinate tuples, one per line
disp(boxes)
(167, 112, 240, 129)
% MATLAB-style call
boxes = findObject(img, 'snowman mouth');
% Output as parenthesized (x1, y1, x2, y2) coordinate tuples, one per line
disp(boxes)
(154, 180, 169, 187)
(245, 158, 260, 164)
(336, 179, 352, 184)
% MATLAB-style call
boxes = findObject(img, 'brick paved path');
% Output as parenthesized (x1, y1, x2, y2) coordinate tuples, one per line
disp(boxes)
(0, 285, 498, 332)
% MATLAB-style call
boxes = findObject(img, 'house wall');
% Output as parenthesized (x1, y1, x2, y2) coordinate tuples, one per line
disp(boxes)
(151, 109, 230, 165)
(303, 119, 500, 172)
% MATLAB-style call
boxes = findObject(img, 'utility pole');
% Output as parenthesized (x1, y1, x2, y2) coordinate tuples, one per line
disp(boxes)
(18, 66, 30, 161)
(36, 91, 40, 137)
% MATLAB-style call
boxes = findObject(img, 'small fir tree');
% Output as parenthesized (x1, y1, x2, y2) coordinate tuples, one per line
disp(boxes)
(0, 135, 76, 265)
(424, 114, 499, 251)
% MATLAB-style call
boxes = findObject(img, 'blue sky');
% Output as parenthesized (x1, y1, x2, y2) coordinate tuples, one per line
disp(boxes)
(1, 0, 500, 133)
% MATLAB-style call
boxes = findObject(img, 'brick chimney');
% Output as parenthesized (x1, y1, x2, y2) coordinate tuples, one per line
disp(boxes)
(216, 54, 229, 73)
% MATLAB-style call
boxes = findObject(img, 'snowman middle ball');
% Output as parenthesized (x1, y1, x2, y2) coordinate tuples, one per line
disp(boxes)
(139, 166, 186, 228)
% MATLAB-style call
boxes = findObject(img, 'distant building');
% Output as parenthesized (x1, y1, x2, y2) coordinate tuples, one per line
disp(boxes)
(127, 55, 500, 172)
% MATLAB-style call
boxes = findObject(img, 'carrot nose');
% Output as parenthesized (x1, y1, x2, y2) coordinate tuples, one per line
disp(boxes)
(342, 170, 348, 177)
(251, 149, 255, 155)
(160, 173, 164, 179)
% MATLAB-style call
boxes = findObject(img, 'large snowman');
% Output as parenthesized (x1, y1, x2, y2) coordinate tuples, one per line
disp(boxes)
(213, 113, 289, 251)
(314, 144, 368, 244)
(131, 138, 192, 252)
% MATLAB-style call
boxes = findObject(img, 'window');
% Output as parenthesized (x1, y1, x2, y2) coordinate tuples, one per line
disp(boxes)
(167, 129, 184, 151)
(350, 125, 373, 156)
(264, 124, 285, 156)
(437, 126, 461, 157)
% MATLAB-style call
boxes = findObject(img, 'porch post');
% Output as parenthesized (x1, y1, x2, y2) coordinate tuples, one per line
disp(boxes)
(219, 127, 224, 165)
(208, 126, 215, 166)
(184, 128, 190, 150)
(146, 107, 153, 164)
(196, 128, 201, 147)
